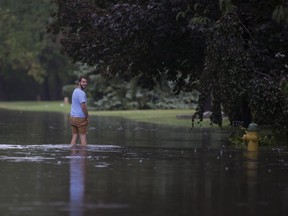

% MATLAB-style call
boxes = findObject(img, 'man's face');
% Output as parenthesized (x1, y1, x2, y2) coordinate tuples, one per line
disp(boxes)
(79, 78, 88, 90)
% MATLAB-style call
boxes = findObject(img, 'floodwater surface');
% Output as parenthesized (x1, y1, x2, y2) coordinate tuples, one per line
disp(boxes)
(0, 109, 288, 216)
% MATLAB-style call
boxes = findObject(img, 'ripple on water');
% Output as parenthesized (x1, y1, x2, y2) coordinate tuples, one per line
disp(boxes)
(0, 156, 54, 162)
(0, 144, 122, 151)
(0, 144, 123, 163)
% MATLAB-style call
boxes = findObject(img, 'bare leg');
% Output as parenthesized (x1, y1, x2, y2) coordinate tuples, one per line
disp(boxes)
(70, 134, 78, 145)
(79, 134, 87, 146)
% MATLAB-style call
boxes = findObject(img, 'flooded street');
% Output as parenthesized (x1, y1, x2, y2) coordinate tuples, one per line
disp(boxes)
(0, 109, 288, 216)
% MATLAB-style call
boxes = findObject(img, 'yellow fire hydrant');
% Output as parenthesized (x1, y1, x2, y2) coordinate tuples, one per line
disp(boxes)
(242, 123, 259, 151)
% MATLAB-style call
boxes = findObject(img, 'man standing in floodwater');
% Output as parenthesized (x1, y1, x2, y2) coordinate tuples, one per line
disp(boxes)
(69, 75, 89, 147)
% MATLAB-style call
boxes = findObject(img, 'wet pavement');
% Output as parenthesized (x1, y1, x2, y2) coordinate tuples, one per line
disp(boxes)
(0, 109, 288, 216)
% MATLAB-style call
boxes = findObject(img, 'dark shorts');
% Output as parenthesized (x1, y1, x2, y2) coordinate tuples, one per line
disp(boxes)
(69, 116, 88, 135)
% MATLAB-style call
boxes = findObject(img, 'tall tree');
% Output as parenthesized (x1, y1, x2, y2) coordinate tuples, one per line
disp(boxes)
(50, 0, 205, 89)
(0, 0, 74, 100)
(194, 0, 288, 129)
(50, 0, 288, 131)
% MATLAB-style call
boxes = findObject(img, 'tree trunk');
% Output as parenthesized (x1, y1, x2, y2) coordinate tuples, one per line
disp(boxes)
(241, 98, 252, 128)
(0, 75, 6, 100)
(228, 97, 252, 127)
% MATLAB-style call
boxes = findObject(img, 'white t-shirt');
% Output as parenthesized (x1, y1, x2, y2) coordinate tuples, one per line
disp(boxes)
(70, 88, 87, 118)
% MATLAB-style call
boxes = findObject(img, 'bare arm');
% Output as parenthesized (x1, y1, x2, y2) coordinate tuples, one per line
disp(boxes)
(81, 102, 89, 119)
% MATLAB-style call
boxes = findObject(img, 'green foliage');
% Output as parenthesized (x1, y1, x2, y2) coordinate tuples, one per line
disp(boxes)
(219, 0, 236, 13)
(62, 84, 75, 100)
(50, 0, 205, 90)
(259, 135, 277, 147)
(87, 74, 198, 110)
(63, 64, 199, 110)
(0, 0, 51, 82)
(229, 127, 277, 148)
(0, 0, 75, 100)
(49, 0, 288, 132)
(228, 127, 246, 148)
(273, 5, 288, 23)
(193, 1, 288, 131)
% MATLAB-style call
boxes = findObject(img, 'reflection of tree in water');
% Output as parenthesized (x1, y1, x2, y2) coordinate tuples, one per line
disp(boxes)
(0, 110, 70, 144)
(69, 148, 87, 216)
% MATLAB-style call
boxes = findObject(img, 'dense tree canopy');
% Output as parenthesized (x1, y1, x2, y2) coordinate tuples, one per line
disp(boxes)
(50, 0, 288, 131)
(0, 0, 75, 100)
(50, 0, 205, 90)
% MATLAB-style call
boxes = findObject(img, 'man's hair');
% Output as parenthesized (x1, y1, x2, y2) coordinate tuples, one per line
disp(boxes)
(78, 75, 88, 83)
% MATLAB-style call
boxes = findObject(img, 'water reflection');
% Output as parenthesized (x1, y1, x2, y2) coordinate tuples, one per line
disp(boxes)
(244, 152, 258, 184)
(1, 110, 288, 216)
(244, 152, 259, 216)
(0, 144, 287, 215)
(69, 147, 87, 216)
(0, 109, 230, 148)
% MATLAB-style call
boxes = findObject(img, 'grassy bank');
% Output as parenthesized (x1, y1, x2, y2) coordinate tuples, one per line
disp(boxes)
(0, 101, 70, 113)
(0, 101, 226, 128)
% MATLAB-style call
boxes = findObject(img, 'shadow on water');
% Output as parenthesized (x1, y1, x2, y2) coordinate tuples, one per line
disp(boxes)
(0, 109, 288, 216)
